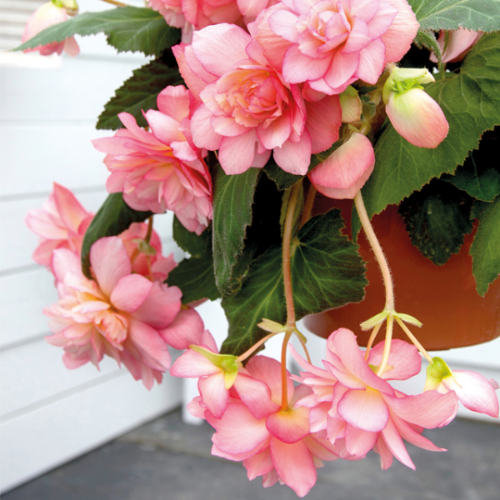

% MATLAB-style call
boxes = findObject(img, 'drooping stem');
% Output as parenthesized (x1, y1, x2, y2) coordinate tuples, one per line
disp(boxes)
(364, 321, 383, 361)
(100, 0, 127, 6)
(354, 191, 394, 312)
(394, 316, 433, 363)
(300, 185, 317, 228)
(298, 335, 312, 364)
(237, 332, 279, 363)
(145, 216, 154, 244)
(376, 314, 394, 375)
(280, 182, 302, 411)
(283, 182, 302, 330)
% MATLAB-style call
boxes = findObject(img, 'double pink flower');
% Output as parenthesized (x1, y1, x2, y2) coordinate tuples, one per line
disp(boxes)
(93, 86, 213, 235)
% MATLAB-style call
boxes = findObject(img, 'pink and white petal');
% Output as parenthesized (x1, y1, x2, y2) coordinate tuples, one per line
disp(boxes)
(251, 149, 272, 169)
(345, 424, 378, 456)
(211, 116, 249, 137)
(282, 45, 332, 84)
(170, 349, 220, 378)
(127, 318, 171, 371)
(349, 0, 380, 24)
(244, 448, 274, 480)
(305, 95, 342, 154)
(234, 374, 280, 419)
(257, 111, 292, 150)
(381, 0, 420, 64)
(343, 17, 371, 54)
(324, 51, 359, 92)
(145, 110, 184, 145)
(268, 9, 300, 43)
(374, 434, 393, 470)
(172, 44, 208, 101)
(90, 237, 131, 297)
(442, 371, 499, 418)
(355, 38, 385, 84)
(219, 131, 259, 175)
(51, 248, 82, 283)
(187, 396, 207, 419)
(191, 104, 223, 150)
(209, 403, 270, 455)
(368, 339, 421, 381)
(273, 132, 312, 175)
(384, 390, 459, 429)
(192, 24, 251, 77)
(157, 85, 190, 122)
(132, 282, 182, 329)
(110, 274, 153, 313)
(391, 413, 446, 452)
(266, 407, 310, 443)
(198, 372, 229, 419)
(52, 183, 89, 233)
(338, 387, 390, 432)
(380, 418, 415, 470)
(309, 403, 330, 433)
(289, 344, 333, 379)
(63, 36, 80, 57)
(303, 435, 339, 462)
(160, 308, 205, 350)
(270, 438, 317, 498)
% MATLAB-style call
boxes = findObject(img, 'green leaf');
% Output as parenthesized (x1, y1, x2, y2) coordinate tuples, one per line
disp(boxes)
(172, 216, 207, 258)
(470, 196, 500, 296)
(442, 129, 500, 202)
(212, 167, 261, 296)
(167, 226, 221, 304)
(409, 0, 500, 32)
(220, 209, 367, 356)
(14, 7, 180, 57)
(414, 29, 443, 70)
(96, 58, 183, 130)
(398, 179, 474, 265)
(264, 141, 341, 191)
(357, 33, 500, 235)
(81, 193, 152, 278)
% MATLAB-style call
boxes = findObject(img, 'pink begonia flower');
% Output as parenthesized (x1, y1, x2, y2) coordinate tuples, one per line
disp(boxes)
(22, 1, 80, 57)
(117, 222, 177, 281)
(25, 182, 93, 267)
(430, 28, 482, 64)
(149, 0, 186, 28)
(92, 86, 212, 235)
(383, 67, 449, 149)
(253, 0, 419, 95)
(292, 329, 459, 469)
(44, 237, 183, 389)
(309, 132, 375, 199)
(176, 24, 342, 175)
(425, 357, 499, 418)
(199, 355, 339, 497)
(171, 331, 278, 419)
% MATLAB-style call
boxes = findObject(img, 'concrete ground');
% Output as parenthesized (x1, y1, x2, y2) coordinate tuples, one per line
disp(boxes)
(3, 409, 500, 500)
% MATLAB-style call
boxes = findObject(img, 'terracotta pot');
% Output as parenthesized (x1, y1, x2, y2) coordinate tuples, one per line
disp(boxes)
(304, 198, 500, 351)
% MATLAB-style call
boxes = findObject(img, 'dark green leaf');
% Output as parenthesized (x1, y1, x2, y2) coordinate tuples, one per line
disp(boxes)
(414, 29, 443, 70)
(212, 167, 261, 296)
(167, 226, 220, 304)
(470, 196, 500, 296)
(96, 58, 183, 130)
(14, 7, 180, 57)
(442, 129, 500, 202)
(221, 209, 367, 356)
(264, 141, 342, 191)
(172, 216, 208, 258)
(356, 33, 500, 236)
(408, 0, 500, 32)
(81, 193, 152, 278)
(398, 179, 474, 265)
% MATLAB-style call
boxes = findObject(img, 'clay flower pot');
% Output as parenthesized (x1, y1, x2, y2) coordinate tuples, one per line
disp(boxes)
(304, 199, 500, 350)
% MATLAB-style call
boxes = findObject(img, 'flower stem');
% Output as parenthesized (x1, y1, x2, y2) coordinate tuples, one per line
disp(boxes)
(100, 0, 127, 6)
(377, 314, 393, 376)
(236, 332, 279, 363)
(280, 182, 302, 411)
(364, 321, 383, 361)
(145, 216, 154, 244)
(394, 316, 433, 363)
(354, 191, 394, 312)
(300, 185, 317, 228)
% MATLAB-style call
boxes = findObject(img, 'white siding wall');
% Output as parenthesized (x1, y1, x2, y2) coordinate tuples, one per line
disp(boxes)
(0, 1, 184, 493)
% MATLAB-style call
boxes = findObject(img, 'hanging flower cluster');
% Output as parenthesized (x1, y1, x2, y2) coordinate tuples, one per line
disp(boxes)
(19, 0, 500, 496)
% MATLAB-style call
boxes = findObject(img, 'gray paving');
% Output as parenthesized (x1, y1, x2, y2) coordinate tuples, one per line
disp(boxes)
(3, 410, 500, 500)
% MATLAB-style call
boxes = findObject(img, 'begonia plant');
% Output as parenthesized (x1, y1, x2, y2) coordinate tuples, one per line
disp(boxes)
(17, 0, 500, 496)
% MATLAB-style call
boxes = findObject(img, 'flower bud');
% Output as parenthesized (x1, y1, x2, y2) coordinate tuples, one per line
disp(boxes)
(309, 133, 375, 200)
(339, 86, 362, 123)
(383, 66, 448, 148)
(430, 28, 482, 64)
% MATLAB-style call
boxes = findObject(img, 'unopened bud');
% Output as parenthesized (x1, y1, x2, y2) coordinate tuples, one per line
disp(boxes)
(339, 86, 362, 123)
